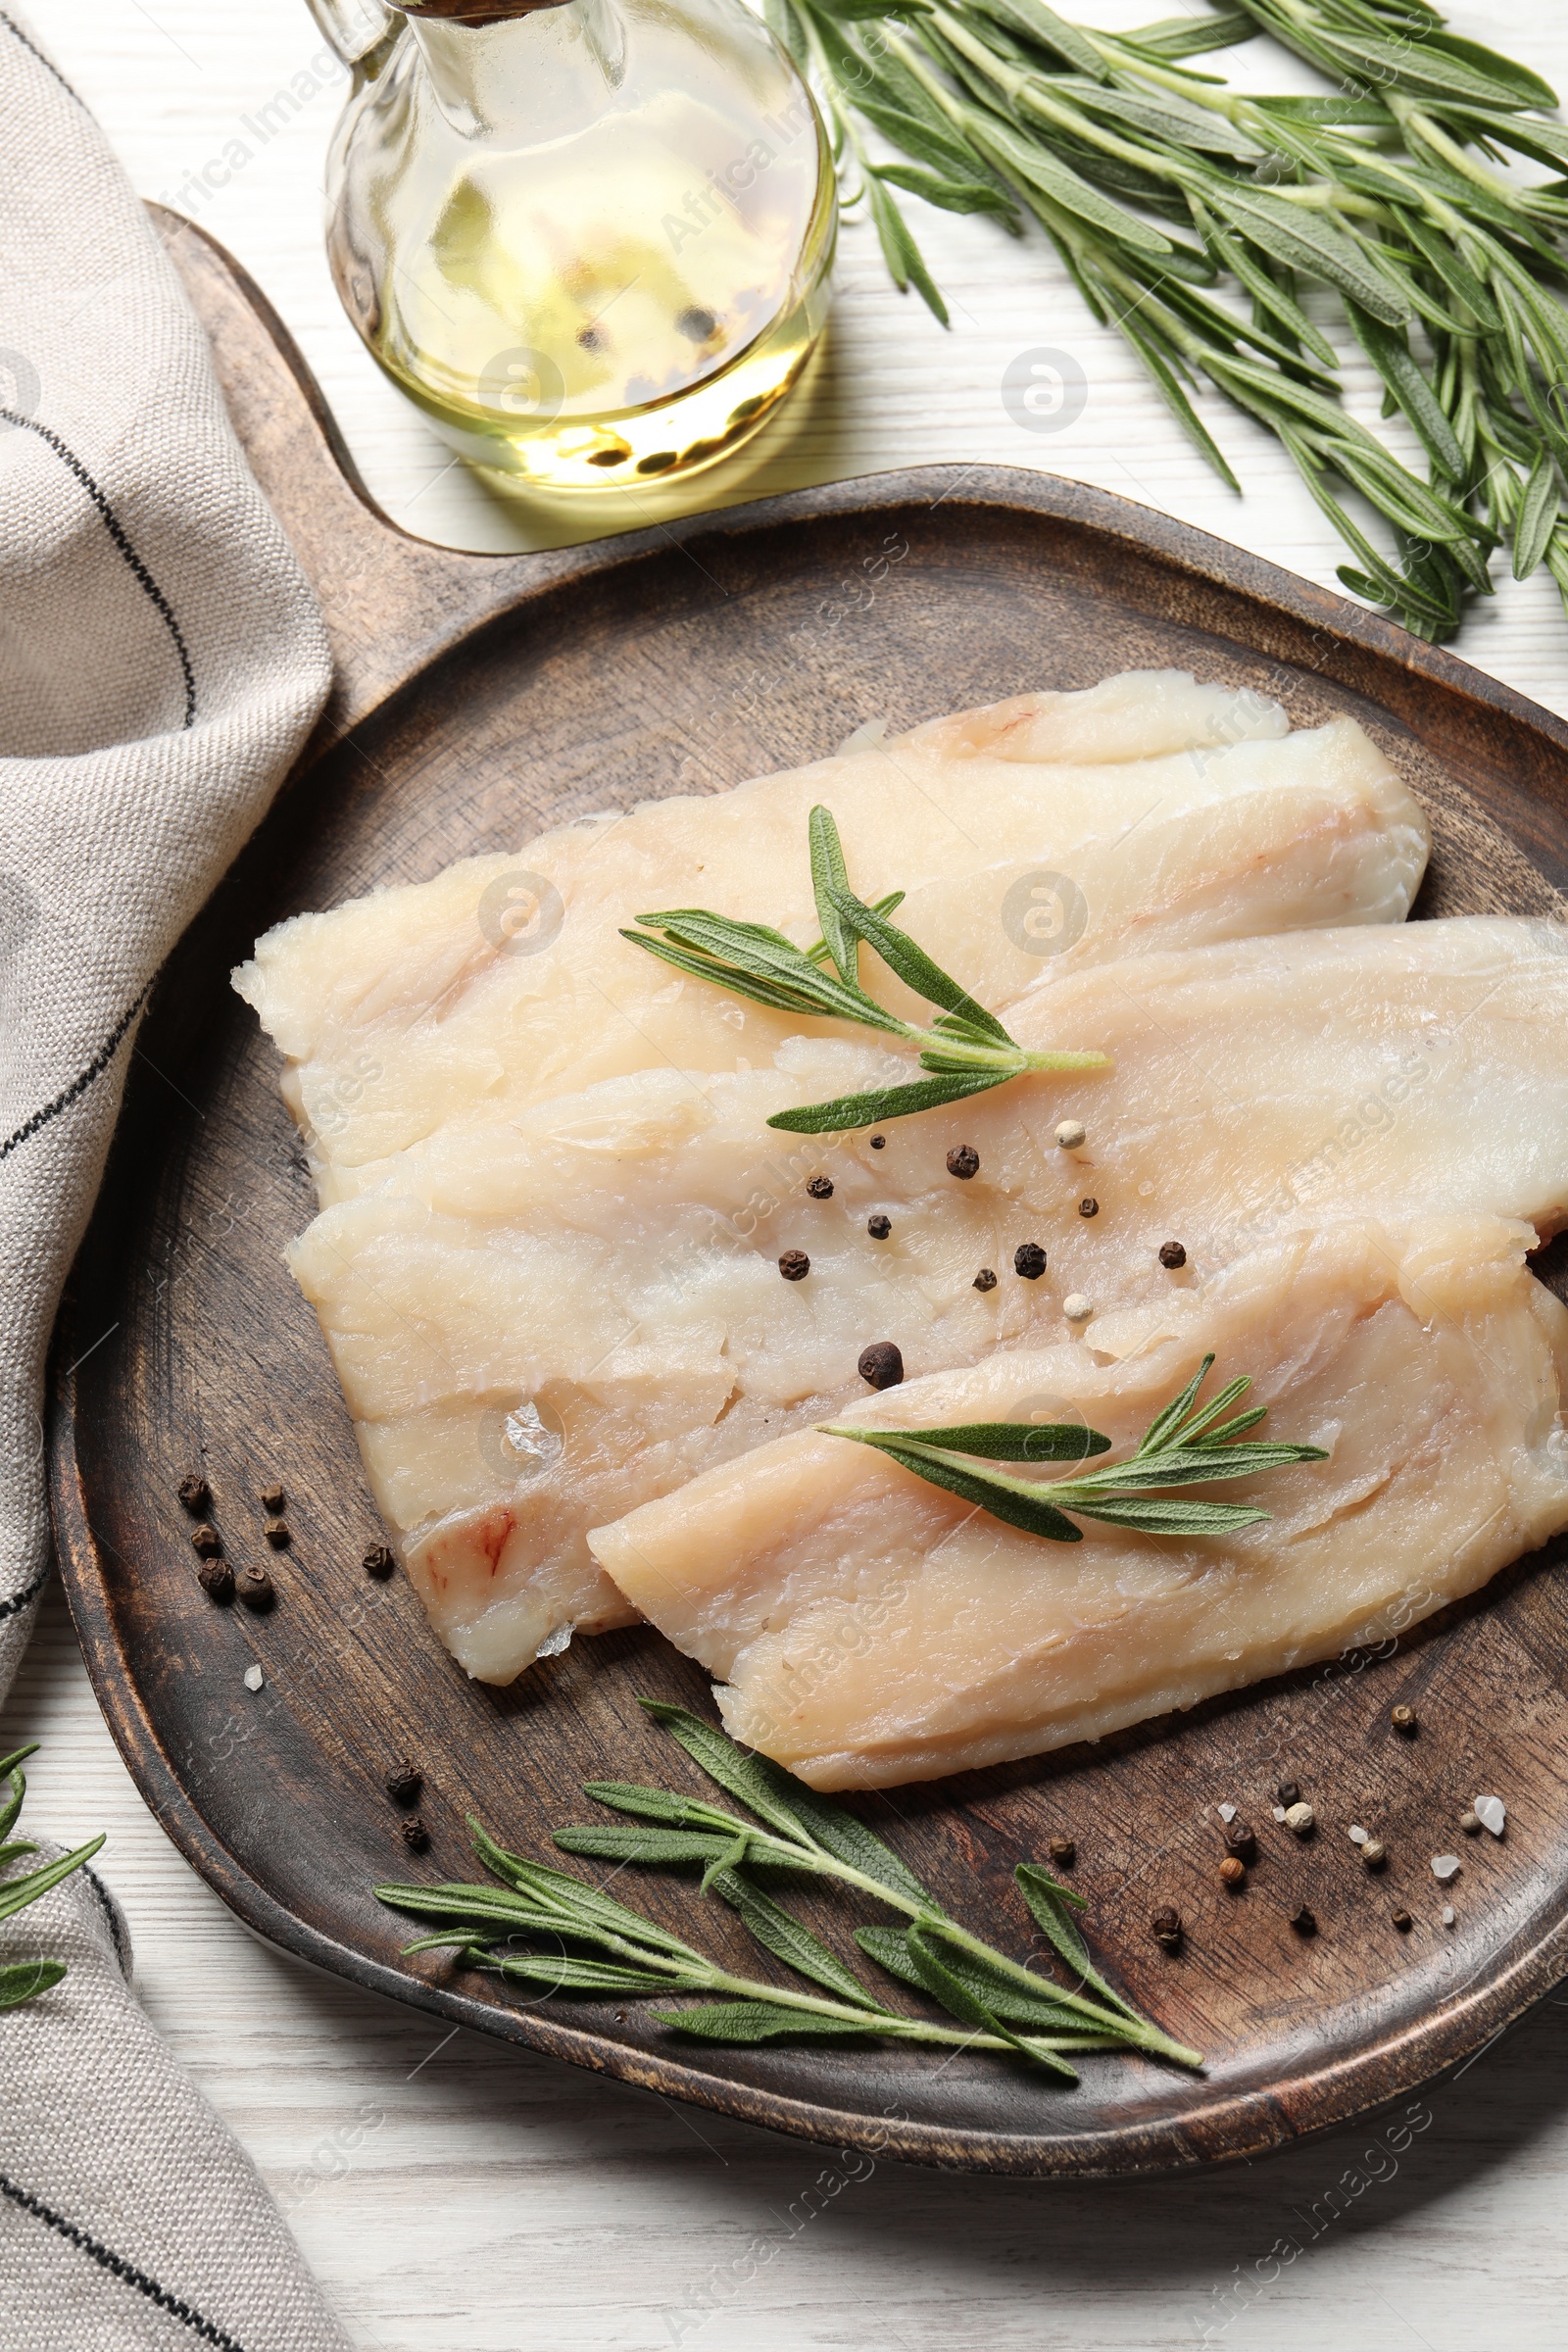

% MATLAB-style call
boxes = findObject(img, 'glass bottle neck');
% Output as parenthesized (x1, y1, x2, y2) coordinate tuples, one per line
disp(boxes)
(407, 0, 626, 140)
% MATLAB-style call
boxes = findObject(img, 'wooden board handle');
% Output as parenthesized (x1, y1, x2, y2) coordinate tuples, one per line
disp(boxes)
(149, 204, 594, 745)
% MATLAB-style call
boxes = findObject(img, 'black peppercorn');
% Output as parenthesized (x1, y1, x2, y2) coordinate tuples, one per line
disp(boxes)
(385, 1761, 422, 1805)
(1277, 1780, 1301, 1808)
(1048, 1837, 1076, 1868)
(236, 1564, 275, 1612)
(400, 1815, 429, 1852)
(260, 1484, 285, 1514)
(1014, 1242, 1047, 1281)
(1224, 1821, 1256, 1861)
(869, 1134, 886, 1151)
(946, 1145, 980, 1180)
(1078, 1198, 1099, 1219)
(1290, 1902, 1317, 1937)
(858, 1342, 905, 1392)
(973, 1268, 998, 1293)
(191, 1523, 222, 1561)
(177, 1474, 211, 1515)
(778, 1250, 810, 1281)
(364, 1543, 395, 1581)
(867, 1213, 892, 1240)
(807, 1176, 834, 1200)
(264, 1517, 291, 1550)
(197, 1558, 234, 1603)
(1150, 1905, 1183, 1951)
(1158, 1242, 1187, 1270)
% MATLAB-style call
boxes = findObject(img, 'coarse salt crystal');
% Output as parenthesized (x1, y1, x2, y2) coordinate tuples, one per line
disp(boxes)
(243, 1664, 265, 1692)
(1473, 1795, 1506, 1838)
(1443, 1905, 1456, 1927)
(1432, 1854, 1461, 1881)
(1218, 1802, 1237, 1824)
(1272, 1805, 1288, 1823)
(1348, 1826, 1368, 1844)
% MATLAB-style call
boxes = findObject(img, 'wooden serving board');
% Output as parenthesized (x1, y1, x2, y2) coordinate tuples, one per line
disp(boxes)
(48, 208, 1568, 2180)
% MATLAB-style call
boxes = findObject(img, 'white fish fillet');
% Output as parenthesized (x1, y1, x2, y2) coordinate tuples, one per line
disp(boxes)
(235, 672, 1426, 1200)
(236, 673, 1431, 1684)
(274, 913, 1568, 1686)
(588, 1216, 1568, 1788)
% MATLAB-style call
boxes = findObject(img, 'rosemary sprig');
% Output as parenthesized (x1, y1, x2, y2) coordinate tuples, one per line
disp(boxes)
(376, 1700, 1201, 2078)
(622, 805, 1106, 1132)
(0, 1744, 105, 2009)
(776, 0, 1568, 641)
(824, 1352, 1329, 1539)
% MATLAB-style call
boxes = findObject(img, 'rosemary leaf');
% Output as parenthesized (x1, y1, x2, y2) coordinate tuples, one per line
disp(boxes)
(1135, 1349, 1216, 1453)
(577, 1780, 738, 1829)
(1116, 306, 1245, 488)
(1124, 11, 1258, 61)
(767, 1068, 1017, 1134)
(652, 2000, 878, 2042)
(866, 171, 951, 321)
(858, 1922, 1107, 2034)
(825, 1430, 1088, 1540)
(0, 1746, 34, 1845)
(0, 1959, 68, 2012)
(552, 1824, 740, 1867)
(707, 1867, 893, 2007)
(0, 1838, 107, 1928)
(858, 1418, 1110, 1461)
(1060, 1494, 1275, 1533)
(830, 876, 1011, 1040)
(1514, 444, 1561, 578)
(489, 1954, 677, 1994)
(1069, 1440, 1329, 1489)
(856, 90, 1007, 179)
(969, 0, 1106, 77)
(1014, 1865, 1143, 2021)
(822, 1355, 1326, 1543)
(1344, 299, 1466, 480)
(902, 1926, 1063, 2067)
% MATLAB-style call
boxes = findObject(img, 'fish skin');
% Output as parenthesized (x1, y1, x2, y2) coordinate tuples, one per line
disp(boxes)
(587, 1216, 1568, 1788)
(236, 673, 1432, 1683)
(233, 674, 1426, 1200)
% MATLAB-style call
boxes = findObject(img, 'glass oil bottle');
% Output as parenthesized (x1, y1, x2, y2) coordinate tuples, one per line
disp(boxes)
(309, 0, 837, 493)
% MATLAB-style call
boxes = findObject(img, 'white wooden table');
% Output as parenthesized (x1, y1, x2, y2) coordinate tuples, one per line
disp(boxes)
(9, 4, 1568, 2344)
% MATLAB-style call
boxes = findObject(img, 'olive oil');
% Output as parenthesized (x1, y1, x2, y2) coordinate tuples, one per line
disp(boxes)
(324, 0, 836, 493)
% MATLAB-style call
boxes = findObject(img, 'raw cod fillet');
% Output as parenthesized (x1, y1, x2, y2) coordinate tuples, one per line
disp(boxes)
(235, 672, 1426, 1200)
(587, 1217, 1568, 1788)
(234, 672, 1432, 1685)
(267, 913, 1568, 1685)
